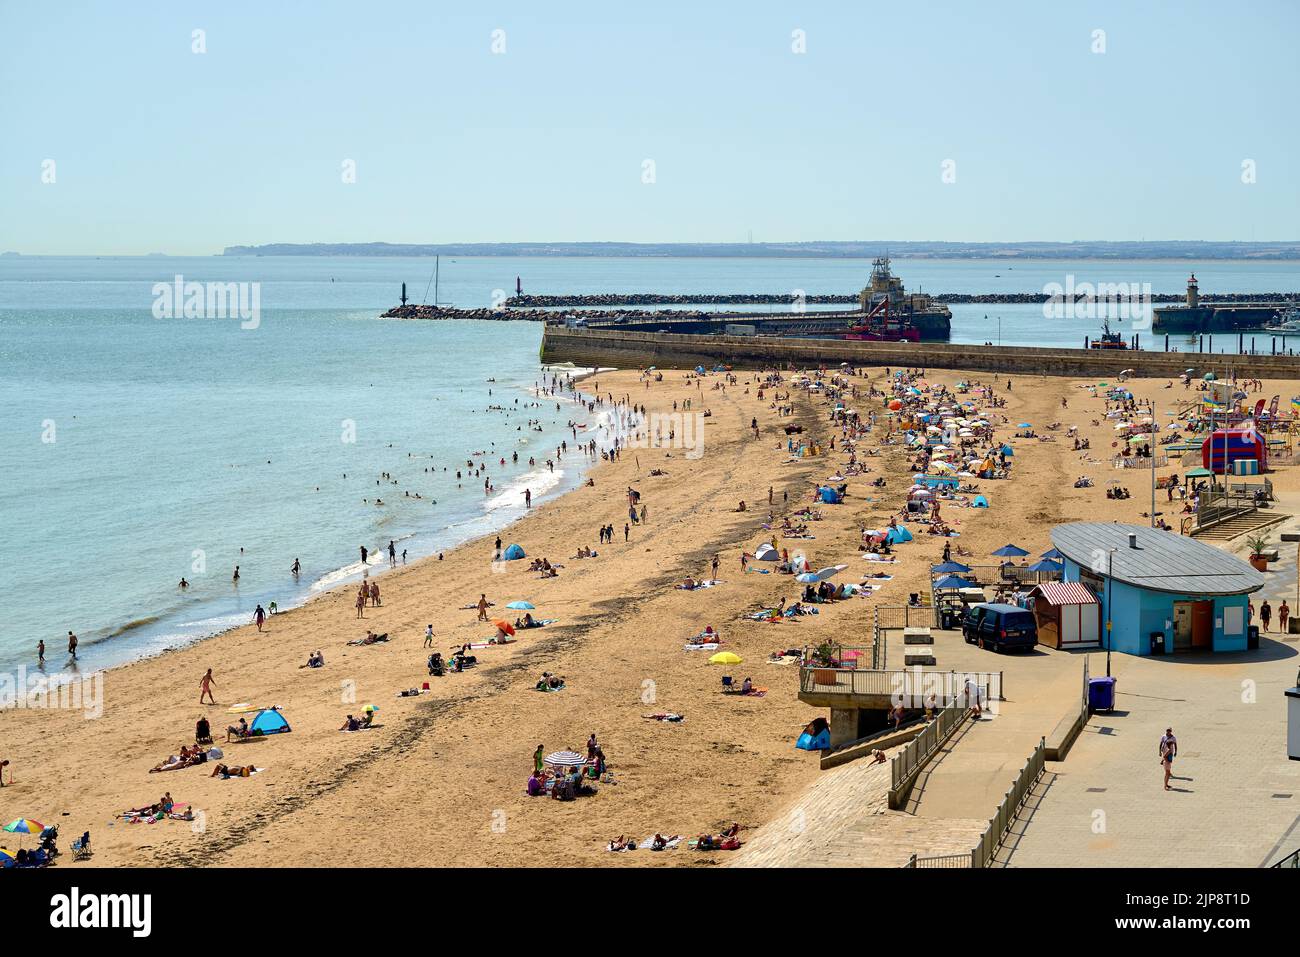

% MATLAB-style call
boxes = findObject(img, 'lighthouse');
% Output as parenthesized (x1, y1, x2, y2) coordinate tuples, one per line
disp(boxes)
(1186, 273, 1199, 308)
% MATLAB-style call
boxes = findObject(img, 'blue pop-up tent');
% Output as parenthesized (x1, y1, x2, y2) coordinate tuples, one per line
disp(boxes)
(249, 708, 291, 736)
(796, 728, 831, 751)
(818, 486, 842, 504)
(886, 525, 913, 544)
(502, 543, 526, 560)
(972, 495, 989, 508)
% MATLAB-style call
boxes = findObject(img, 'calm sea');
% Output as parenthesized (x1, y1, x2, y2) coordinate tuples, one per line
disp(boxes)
(1, 254, 1297, 678)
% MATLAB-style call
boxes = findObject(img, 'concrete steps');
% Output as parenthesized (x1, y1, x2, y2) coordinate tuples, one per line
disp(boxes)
(1193, 512, 1285, 541)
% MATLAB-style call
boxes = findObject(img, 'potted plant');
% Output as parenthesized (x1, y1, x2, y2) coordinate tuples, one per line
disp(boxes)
(1245, 533, 1271, 572)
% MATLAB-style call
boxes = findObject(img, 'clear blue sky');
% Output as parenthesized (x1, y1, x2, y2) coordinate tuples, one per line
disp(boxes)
(2, 0, 1297, 254)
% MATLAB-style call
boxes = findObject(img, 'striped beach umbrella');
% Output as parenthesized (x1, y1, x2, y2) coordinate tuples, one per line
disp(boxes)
(0, 847, 17, 868)
(2, 819, 43, 839)
(543, 750, 587, 768)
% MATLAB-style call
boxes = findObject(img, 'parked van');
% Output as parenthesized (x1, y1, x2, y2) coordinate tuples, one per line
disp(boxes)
(962, 603, 1038, 653)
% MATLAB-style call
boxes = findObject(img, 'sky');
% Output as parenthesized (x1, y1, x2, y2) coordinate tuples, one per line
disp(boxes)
(1, 0, 1298, 254)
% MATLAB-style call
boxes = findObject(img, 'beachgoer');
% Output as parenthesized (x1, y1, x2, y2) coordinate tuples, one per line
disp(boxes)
(477, 594, 490, 621)
(1159, 727, 1178, 791)
(199, 668, 216, 705)
(36, 640, 44, 665)
(424, 624, 434, 648)
(253, 605, 266, 631)
(1280, 600, 1291, 634)
(67, 631, 78, 658)
(1261, 600, 1272, 632)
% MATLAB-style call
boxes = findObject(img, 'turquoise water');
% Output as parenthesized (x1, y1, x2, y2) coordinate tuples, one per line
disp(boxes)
(1, 254, 1296, 678)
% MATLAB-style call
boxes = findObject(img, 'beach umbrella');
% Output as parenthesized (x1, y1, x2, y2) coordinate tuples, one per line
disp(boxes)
(363, 704, 379, 714)
(709, 651, 743, 665)
(1018, 422, 1032, 428)
(505, 601, 535, 610)
(1026, 559, 1062, 573)
(543, 750, 587, 769)
(0, 848, 16, 868)
(1041, 547, 1064, 560)
(813, 564, 847, 581)
(796, 572, 820, 583)
(933, 575, 974, 590)
(991, 544, 1029, 557)
(2, 819, 43, 836)
(493, 619, 516, 636)
(932, 561, 972, 574)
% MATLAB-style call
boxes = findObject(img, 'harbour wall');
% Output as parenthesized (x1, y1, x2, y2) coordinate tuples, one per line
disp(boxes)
(541, 327, 1300, 378)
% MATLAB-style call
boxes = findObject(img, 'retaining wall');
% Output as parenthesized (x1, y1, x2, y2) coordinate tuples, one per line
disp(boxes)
(542, 327, 1300, 378)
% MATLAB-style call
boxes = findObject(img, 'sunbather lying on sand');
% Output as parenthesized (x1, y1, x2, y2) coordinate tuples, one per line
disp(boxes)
(210, 764, 258, 778)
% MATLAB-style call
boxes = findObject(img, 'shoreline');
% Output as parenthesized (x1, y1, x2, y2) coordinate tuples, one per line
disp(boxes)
(3, 367, 613, 685)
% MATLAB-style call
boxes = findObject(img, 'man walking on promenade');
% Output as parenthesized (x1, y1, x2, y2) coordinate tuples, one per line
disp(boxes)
(1159, 727, 1178, 791)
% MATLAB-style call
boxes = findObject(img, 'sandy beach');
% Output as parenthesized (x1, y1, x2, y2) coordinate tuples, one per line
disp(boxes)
(5, 363, 1299, 867)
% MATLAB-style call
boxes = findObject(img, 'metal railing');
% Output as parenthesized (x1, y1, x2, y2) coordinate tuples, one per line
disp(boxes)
(1271, 847, 1300, 868)
(800, 667, 1004, 703)
(889, 700, 970, 806)
(874, 604, 939, 631)
(971, 736, 1047, 868)
(904, 852, 972, 868)
(1111, 453, 1169, 469)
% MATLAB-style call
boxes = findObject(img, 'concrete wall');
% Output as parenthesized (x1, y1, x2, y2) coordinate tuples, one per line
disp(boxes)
(542, 327, 1300, 379)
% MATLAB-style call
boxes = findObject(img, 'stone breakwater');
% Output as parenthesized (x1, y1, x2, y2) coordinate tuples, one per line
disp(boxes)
(541, 326, 1300, 379)
(380, 304, 719, 322)
(504, 292, 1292, 307)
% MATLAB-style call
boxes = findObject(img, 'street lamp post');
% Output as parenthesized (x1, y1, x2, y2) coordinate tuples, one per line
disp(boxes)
(1105, 548, 1116, 677)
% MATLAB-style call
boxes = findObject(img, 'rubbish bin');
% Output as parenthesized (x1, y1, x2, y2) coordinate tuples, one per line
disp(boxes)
(1088, 676, 1117, 713)
(1248, 625, 1260, 650)
(1149, 631, 1165, 656)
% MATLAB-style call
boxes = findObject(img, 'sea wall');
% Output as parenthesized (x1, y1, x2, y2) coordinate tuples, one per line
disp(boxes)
(541, 327, 1300, 378)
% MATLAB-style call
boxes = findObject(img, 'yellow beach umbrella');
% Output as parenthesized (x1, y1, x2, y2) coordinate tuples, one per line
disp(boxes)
(709, 651, 743, 665)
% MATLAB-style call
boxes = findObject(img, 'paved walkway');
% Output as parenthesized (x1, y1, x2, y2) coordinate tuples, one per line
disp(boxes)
(1005, 642, 1300, 867)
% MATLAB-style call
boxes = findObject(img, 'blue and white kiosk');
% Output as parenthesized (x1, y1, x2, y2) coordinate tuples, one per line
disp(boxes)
(1050, 523, 1264, 656)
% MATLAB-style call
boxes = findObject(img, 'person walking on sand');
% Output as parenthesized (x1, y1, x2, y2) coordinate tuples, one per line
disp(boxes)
(424, 624, 434, 648)
(1280, 600, 1290, 634)
(711, 554, 720, 580)
(67, 631, 78, 659)
(624, 523, 630, 542)
(1159, 727, 1178, 791)
(199, 668, 216, 705)
(355, 588, 366, 619)
(1260, 599, 1272, 632)
(253, 605, 266, 632)
(477, 594, 490, 622)
(533, 744, 545, 775)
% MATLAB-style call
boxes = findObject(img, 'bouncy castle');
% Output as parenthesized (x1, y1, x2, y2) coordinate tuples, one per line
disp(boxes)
(1201, 427, 1267, 474)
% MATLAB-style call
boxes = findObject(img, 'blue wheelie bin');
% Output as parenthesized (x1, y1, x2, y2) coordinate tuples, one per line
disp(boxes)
(1088, 676, 1117, 713)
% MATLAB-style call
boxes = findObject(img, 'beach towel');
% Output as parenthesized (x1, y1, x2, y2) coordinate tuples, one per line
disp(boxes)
(741, 688, 768, 697)
(684, 643, 721, 651)
(638, 835, 683, 850)
(766, 655, 800, 665)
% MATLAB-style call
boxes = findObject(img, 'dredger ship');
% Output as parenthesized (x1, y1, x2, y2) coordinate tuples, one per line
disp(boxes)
(842, 256, 952, 341)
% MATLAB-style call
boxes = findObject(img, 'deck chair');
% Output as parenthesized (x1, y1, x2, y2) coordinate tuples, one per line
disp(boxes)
(71, 832, 92, 861)
(721, 675, 734, 693)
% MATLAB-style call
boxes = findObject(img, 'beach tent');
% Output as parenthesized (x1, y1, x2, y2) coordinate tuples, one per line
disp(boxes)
(796, 727, 831, 751)
(818, 486, 842, 504)
(248, 708, 291, 736)
(886, 525, 913, 544)
(502, 543, 526, 560)
(754, 543, 781, 562)
(972, 495, 989, 508)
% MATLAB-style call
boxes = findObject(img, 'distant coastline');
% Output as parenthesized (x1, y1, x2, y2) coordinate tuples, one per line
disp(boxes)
(219, 240, 1300, 260)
